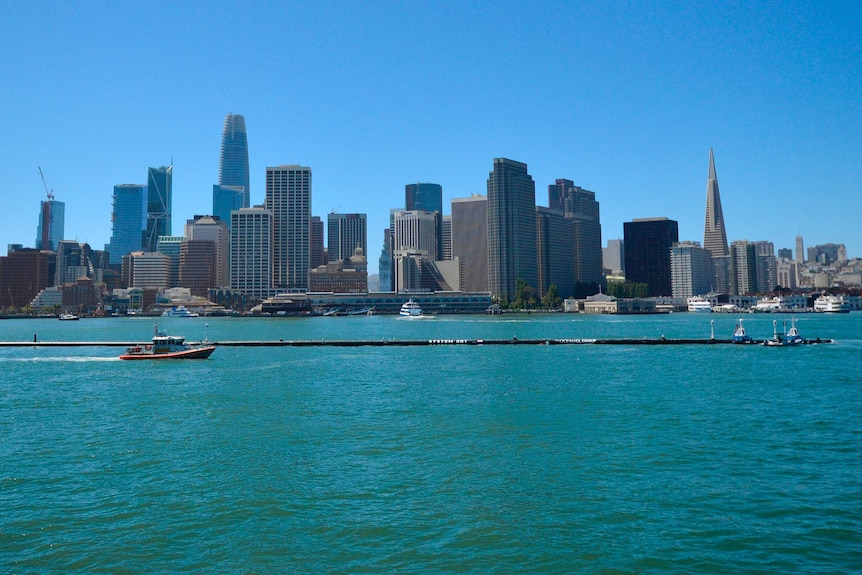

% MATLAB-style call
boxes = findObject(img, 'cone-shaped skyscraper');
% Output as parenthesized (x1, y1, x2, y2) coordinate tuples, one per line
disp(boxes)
(703, 148, 729, 257)
(219, 113, 250, 208)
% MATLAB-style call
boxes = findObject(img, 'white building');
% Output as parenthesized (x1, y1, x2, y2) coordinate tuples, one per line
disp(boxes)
(230, 207, 274, 300)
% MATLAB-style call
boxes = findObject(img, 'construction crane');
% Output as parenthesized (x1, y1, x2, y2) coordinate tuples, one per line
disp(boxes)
(39, 166, 54, 201)
(37, 167, 54, 250)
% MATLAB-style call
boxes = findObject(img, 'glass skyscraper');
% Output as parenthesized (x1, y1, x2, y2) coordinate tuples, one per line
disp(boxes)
(146, 165, 172, 252)
(219, 113, 250, 208)
(107, 184, 146, 264)
(35, 199, 65, 251)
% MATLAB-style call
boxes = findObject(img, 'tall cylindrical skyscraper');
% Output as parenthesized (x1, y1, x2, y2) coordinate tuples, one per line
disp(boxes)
(219, 113, 251, 208)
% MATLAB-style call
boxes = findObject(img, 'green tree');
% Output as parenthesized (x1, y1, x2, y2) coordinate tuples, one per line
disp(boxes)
(542, 284, 560, 309)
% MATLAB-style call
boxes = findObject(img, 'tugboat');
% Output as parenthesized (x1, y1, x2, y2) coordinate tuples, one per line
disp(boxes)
(731, 319, 753, 344)
(119, 324, 216, 360)
(764, 318, 804, 347)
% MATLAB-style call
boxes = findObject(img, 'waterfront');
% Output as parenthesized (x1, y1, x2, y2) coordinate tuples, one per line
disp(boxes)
(2, 313, 861, 573)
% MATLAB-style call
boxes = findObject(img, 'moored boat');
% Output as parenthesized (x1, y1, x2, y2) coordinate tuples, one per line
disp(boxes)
(687, 297, 712, 313)
(119, 324, 215, 360)
(162, 305, 199, 318)
(58, 312, 80, 321)
(731, 319, 753, 343)
(813, 295, 850, 313)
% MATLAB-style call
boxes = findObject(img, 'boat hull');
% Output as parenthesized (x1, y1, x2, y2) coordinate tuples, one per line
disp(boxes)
(119, 346, 216, 360)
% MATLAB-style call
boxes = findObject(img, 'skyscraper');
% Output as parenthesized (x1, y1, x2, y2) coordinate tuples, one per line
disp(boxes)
(265, 165, 311, 290)
(487, 158, 537, 299)
(185, 214, 229, 288)
(549, 178, 603, 286)
(327, 213, 367, 262)
(795, 235, 804, 265)
(230, 207, 273, 299)
(670, 241, 712, 298)
(310, 216, 325, 269)
(35, 199, 65, 251)
(451, 195, 488, 293)
(405, 183, 443, 259)
(623, 217, 679, 297)
(212, 184, 245, 228)
(219, 113, 250, 207)
(703, 149, 729, 258)
(536, 206, 574, 299)
(145, 165, 172, 252)
(107, 184, 146, 264)
(730, 240, 757, 295)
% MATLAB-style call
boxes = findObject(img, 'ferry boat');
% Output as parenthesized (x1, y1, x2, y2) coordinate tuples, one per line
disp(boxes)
(813, 295, 850, 313)
(400, 299, 423, 317)
(119, 325, 215, 360)
(162, 305, 199, 318)
(731, 319, 753, 344)
(687, 297, 712, 313)
(58, 312, 80, 321)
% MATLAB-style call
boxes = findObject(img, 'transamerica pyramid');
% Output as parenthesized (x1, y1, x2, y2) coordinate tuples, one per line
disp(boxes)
(703, 148, 729, 257)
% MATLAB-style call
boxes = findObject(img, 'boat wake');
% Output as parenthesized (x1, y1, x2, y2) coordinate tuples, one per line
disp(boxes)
(0, 356, 121, 363)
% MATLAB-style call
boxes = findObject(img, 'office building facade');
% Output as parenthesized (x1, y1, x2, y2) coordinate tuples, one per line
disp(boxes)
(623, 217, 679, 297)
(230, 207, 274, 299)
(487, 158, 537, 299)
(107, 184, 146, 265)
(536, 207, 574, 299)
(670, 241, 713, 298)
(265, 165, 311, 291)
(185, 215, 229, 288)
(549, 179, 603, 286)
(703, 148, 729, 258)
(327, 213, 367, 263)
(213, 184, 245, 228)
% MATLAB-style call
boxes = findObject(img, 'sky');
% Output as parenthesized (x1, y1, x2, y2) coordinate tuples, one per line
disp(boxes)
(2, 0, 860, 273)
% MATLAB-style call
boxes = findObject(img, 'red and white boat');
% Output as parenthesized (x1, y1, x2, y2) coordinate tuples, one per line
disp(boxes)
(120, 325, 216, 360)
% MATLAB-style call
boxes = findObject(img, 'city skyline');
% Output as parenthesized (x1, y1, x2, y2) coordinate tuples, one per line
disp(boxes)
(2, 2, 860, 269)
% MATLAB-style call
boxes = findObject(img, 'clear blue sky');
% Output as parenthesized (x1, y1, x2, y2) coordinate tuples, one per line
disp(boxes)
(3, 1, 860, 273)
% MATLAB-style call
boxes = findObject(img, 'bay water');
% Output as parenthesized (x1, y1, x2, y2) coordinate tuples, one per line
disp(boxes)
(2, 313, 860, 573)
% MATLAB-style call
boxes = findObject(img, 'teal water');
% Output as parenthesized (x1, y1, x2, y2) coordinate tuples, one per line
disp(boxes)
(2, 313, 861, 573)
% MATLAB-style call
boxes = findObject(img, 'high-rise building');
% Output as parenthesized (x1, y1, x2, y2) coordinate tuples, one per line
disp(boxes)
(145, 165, 172, 252)
(670, 241, 713, 298)
(548, 179, 603, 286)
(107, 184, 146, 265)
(219, 113, 250, 207)
(405, 183, 443, 213)
(265, 165, 311, 290)
(230, 207, 273, 299)
(451, 195, 488, 293)
(405, 183, 443, 259)
(623, 217, 679, 297)
(179, 240, 216, 297)
(777, 248, 793, 260)
(536, 207, 574, 299)
(54, 240, 94, 287)
(35, 199, 65, 252)
(128, 251, 172, 288)
(730, 240, 757, 295)
(441, 215, 452, 261)
(393, 210, 438, 260)
(156, 236, 185, 288)
(487, 158, 537, 299)
(703, 148, 729, 258)
(185, 215, 229, 288)
(213, 184, 245, 228)
(795, 235, 805, 265)
(753, 241, 776, 293)
(327, 213, 367, 262)
(603, 239, 625, 276)
(310, 216, 326, 269)
(0, 248, 52, 309)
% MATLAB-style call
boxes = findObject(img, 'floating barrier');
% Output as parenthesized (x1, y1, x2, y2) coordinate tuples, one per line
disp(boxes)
(0, 337, 834, 348)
